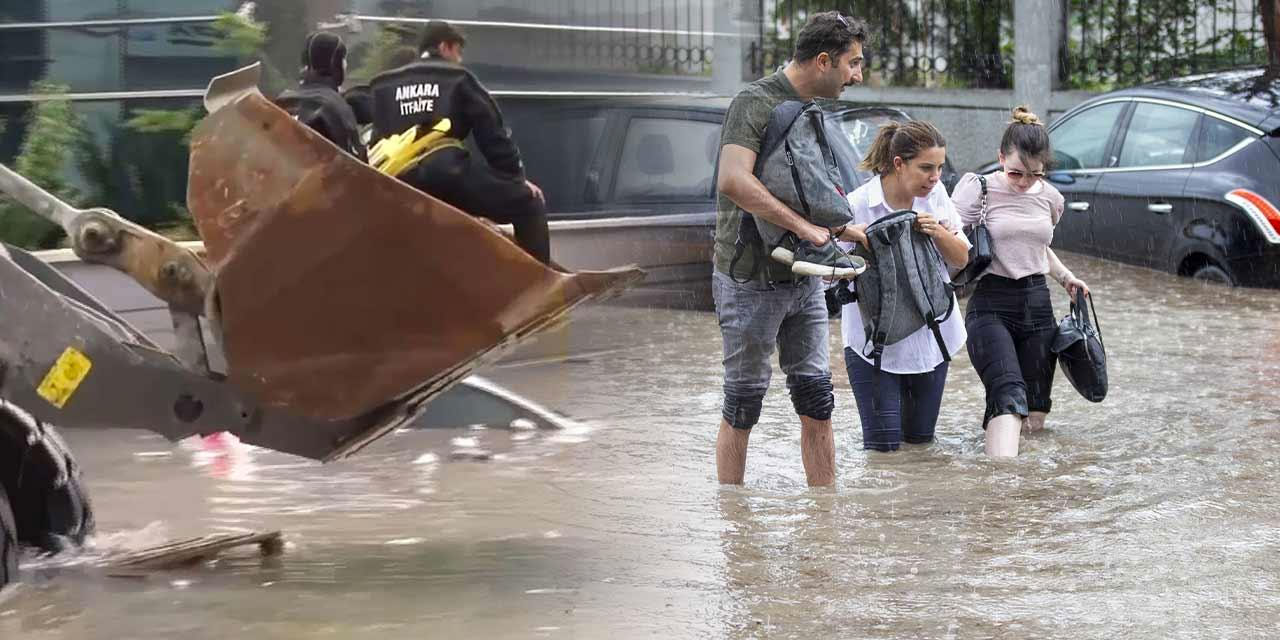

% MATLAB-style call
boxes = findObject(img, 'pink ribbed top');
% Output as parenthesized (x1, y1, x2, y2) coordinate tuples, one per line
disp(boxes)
(951, 172, 1065, 281)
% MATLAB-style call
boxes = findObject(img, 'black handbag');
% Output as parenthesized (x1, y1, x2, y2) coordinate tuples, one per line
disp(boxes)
(950, 175, 993, 292)
(1051, 289, 1108, 402)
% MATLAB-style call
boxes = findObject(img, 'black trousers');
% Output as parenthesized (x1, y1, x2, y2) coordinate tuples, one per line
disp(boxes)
(965, 274, 1058, 427)
(407, 147, 551, 265)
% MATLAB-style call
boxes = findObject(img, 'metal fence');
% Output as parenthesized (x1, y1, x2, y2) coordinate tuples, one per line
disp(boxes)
(749, 0, 1015, 88)
(1061, 0, 1270, 90)
(356, 0, 714, 77)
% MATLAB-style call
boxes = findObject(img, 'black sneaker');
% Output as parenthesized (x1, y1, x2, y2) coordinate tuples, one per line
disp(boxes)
(774, 240, 866, 279)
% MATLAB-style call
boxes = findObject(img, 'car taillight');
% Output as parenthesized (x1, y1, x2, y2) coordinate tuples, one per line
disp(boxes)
(1226, 188, 1280, 245)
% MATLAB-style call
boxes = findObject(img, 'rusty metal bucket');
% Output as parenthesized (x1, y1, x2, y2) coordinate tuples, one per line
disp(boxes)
(187, 67, 643, 422)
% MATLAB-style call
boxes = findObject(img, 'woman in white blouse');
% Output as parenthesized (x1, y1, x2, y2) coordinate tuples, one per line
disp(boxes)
(838, 121, 970, 452)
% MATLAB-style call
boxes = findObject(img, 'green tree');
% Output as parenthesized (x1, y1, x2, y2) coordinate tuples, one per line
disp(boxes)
(1265, 0, 1280, 78)
(764, 0, 1011, 88)
(1063, 0, 1268, 89)
(347, 24, 419, 86)
(0, 83, 80, 249)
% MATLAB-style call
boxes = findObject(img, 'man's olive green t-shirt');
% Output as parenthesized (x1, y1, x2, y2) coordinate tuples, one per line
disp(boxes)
(713, 70, 801, 282)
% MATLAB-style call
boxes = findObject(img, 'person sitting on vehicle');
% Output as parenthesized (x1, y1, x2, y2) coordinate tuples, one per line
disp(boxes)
(368, 21, 550, 265)
(343, 47, 425, 146)
(275, 31, 367, 162)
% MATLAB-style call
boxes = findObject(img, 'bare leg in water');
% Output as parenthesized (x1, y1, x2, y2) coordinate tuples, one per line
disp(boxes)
(716, 420, 750, 485)
(717, 417, 835, 486)
(800, 416, 835, 487)
(1023, 411, 1048, 433)
(985, 414, 1022, 457)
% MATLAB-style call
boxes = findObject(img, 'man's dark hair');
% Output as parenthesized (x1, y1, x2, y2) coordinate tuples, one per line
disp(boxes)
(793, 11, 868, 64)
(418, 20, 467, 54)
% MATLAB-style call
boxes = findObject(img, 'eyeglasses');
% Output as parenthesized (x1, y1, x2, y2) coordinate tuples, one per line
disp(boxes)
(1004, 168, 1046, 180)
(836, 13, 851, 28)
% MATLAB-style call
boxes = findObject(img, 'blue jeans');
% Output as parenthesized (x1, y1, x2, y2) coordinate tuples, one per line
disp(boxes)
(844, 348, 949, 451)
(712, 271, 832, 429)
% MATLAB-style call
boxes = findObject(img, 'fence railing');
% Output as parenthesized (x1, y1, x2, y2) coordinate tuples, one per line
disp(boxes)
(749, 0, 1015, 88)
(351, 1, 715, 77)
(1061, 0, 1270, 90)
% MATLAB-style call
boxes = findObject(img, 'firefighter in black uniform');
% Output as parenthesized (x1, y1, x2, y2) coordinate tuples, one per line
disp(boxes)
(275, 32, 367, 162)
(369, 21, 550, 264)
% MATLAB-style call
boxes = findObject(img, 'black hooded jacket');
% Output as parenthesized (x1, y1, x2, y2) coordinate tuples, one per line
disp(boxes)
(369, 57, 524, 181)
(276, 77, 368, 162)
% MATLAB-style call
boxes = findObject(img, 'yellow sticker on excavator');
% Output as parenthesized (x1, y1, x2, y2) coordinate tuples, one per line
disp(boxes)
(36, 347, 92, 409)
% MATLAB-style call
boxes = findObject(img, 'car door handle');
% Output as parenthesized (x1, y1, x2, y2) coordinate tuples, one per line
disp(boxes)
(1147, 203, 1173, 214)
(1068, 201, 1090, 212)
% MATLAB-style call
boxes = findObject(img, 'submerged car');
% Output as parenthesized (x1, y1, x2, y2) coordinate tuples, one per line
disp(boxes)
(978, 67, 1280, 286)
(489, 95, 958, 308)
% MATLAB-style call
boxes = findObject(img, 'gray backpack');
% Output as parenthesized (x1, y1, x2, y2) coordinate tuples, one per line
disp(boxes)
(730, 100, 855, 283)
(842, 209, 955, 369)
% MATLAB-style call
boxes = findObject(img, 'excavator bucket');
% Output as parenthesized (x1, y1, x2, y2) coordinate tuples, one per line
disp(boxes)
(187, 65, 643, 422)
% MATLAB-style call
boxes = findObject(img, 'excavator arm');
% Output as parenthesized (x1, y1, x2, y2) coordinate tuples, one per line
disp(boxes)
(0, 64, 643, 462)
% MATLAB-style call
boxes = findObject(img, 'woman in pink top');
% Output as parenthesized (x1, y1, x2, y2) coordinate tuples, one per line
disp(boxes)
(951, 107, 1090, 458)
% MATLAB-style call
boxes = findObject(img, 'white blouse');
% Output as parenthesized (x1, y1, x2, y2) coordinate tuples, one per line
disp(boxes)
(838, 176, 969, 375)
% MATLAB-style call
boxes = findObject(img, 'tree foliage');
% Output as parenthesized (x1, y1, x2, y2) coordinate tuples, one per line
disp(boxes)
(1063, 0, 1271, 89)
(765, 0, 1012, 88)
(0, 84, 79, 249)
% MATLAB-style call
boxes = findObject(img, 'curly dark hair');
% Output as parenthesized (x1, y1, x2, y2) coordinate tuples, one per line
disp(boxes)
(794, 11, 869, 64)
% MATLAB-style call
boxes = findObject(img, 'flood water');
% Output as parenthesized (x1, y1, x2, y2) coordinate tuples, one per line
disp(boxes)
(4, 253, 1280, 639)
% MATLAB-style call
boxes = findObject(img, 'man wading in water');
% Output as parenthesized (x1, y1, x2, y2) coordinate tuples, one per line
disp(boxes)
(712, 12, 869, 486)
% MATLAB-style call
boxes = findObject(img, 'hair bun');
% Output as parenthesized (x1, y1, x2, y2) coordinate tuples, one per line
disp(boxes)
(1010, 105, 1042, 126)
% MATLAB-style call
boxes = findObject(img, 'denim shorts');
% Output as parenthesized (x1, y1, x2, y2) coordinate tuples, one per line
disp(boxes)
(712, 270, 830, 412)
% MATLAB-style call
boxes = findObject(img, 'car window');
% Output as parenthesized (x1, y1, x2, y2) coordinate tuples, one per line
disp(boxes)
(1049, 102, 1126, 170)
(1116, 102, 1200, 168)
(613, 117, 721, 202)
(1195, 115, 1252, 163)
(507, 110, 606, 210)
(839, 112, 899, 183)
(839, 113, 900, 159)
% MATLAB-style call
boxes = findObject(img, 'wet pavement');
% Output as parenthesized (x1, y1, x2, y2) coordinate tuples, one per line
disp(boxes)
(4, 253, 1280, 639)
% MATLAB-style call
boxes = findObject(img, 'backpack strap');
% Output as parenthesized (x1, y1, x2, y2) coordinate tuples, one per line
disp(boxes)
(902, 224, 954, 362)
(861, 223, 898, 370)
(729, 100, 809, 286)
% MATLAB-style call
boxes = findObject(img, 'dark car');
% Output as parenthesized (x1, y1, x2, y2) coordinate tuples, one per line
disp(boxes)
(487, 94, 957, 307)
(977, 68, 1280, 286)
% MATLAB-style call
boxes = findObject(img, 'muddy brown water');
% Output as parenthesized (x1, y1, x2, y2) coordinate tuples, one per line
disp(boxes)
(3, 253, 1279, 639)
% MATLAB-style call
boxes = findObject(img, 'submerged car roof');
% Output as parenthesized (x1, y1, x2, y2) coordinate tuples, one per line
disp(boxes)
(1100, 67, 1280, 130)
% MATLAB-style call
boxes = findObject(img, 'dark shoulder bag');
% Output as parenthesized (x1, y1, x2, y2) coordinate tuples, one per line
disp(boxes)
(1051, 289, 1108, 402)
(949, 175, 993, 295)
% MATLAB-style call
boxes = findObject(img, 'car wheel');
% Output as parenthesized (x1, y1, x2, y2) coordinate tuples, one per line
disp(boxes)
(0, 487, 16, 589)
(0, 402, 95, 554)
(1191, 263, 1234, 286)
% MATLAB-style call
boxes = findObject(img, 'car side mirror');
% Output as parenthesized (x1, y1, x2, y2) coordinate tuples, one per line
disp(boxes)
(1048, 172, 1075, 185)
